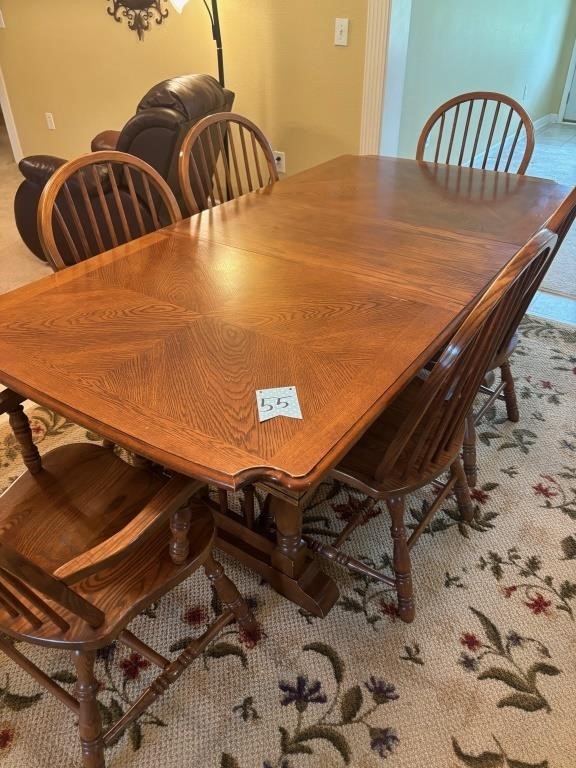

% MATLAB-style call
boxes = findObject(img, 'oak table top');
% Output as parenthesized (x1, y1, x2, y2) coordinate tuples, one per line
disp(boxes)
(0, 156, 569, 494)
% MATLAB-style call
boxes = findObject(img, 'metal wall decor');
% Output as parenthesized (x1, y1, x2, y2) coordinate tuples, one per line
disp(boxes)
(107, 0, 170, 41)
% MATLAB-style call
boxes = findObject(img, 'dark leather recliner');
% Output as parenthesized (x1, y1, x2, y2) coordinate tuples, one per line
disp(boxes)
(14, 73, 234, 261)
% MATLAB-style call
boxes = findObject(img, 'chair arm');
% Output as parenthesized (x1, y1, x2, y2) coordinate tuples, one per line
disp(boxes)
(18, 155, 67, 187)
(54, 477, 204, 584)
(91, 130, 121, 152)
(0, 542, 104, 627)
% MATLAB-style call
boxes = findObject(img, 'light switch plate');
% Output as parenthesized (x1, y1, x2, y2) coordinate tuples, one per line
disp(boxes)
(0, 10, 5, 29)
(335, 18, 349, 46)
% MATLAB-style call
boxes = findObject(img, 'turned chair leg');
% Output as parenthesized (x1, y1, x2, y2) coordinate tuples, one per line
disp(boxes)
(170, 503, 192, 564)
(463, 411, 477, 487)
(451, 457, 475, 523)
(72, 651, 105, 768)
(386, 495, 415, 623)
(500, 361, 519, 422)
(203, 554, 258, 635)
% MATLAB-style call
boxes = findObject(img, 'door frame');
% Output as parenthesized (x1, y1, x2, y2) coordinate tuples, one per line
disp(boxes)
(359, 0, 412, 156)
(359, 0, 391, 153)
(0, 64, 23, 162)
(559, 35, 576, 122)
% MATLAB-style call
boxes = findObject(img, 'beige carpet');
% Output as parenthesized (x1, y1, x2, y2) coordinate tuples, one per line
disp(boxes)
(0, 316, 573, 767)
(0, 125, 50, 292)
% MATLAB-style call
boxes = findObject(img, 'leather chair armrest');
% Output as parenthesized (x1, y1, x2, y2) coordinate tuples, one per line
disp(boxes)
(18, 155, 67, 187)
(91, 130, 121, 152)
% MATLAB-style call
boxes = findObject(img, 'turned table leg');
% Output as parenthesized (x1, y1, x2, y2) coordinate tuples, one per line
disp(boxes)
(269, 495, 308, 578)
(213, 489, 339, 617)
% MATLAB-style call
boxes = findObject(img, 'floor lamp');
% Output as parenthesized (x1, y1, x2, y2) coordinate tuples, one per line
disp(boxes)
(169, 0, 225, 87)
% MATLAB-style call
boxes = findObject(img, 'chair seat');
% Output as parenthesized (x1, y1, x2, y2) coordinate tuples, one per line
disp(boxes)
(0, 443, 215, 648)
(0, 443, 166, 571)
(332, 376, 464, 496)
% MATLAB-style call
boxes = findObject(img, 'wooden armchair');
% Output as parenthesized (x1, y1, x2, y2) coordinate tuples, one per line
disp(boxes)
(178, 112, 278, 216)
(0, 389, 256, 768)
(307, 230, 557, 623)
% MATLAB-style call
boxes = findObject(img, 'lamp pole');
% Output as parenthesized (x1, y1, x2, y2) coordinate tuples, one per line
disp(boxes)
(208, 0, 225, 87)
(170, 0, 225, 87)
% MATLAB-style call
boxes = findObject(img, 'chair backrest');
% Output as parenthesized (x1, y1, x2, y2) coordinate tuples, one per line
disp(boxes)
(178, 112, 279, 215)
(416, 92, 535, 174)
(546, 184, 576, 253)
(117, 73, 235, 202)
(38, 151, 182, 271)
(376, 229, 557, 484)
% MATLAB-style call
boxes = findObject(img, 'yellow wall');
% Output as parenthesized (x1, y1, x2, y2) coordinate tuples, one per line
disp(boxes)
(0, 0, 367, 175)
(398, 0, 576, 157)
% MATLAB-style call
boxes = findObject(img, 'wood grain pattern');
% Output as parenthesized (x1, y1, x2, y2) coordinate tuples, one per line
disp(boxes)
(0, 156, 570, 494)
(0, 155, 572, 615)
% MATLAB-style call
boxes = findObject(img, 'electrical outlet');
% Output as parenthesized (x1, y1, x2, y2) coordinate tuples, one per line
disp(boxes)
(273, 150, 286, 174)
(45, 112, 56, 130)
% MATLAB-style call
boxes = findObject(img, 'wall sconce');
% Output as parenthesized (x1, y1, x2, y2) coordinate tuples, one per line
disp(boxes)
(107, 1, 170, 41)
(107, 1, 224, 88)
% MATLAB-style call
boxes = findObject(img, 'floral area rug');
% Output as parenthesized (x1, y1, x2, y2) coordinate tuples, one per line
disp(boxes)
(0, 316, 574, 768)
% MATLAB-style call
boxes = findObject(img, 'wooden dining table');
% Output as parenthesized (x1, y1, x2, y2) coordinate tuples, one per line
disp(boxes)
(0, 155, 570, 617)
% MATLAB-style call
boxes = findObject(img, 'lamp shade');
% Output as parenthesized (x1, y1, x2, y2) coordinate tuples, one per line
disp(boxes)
(169, 0, 189, 12)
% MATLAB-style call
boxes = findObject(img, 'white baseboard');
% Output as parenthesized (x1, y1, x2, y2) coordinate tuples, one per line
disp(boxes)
(533, 113, 558, 132)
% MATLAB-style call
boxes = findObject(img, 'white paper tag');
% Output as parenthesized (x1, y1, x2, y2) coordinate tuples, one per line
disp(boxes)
(256, 386, 303, 422)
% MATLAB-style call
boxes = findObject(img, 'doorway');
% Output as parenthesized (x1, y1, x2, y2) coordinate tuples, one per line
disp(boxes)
(561, 37, 576, 122)
(0, 64, 22, 163)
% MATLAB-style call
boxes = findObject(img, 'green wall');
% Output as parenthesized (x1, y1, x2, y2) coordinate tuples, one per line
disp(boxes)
(398, 0, 576, 157)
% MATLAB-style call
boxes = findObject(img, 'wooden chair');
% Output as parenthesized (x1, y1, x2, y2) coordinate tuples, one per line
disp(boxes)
(38, 150, 182, 271)
(416, 93, 538, 482)
(37, 151, 182, 458)
(306, 230, 557, 623)
(0, 388, 256, 768)
(178, 111, 279, 216)
(416, 91, 535, 174)
(463, 186, 576, 485)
